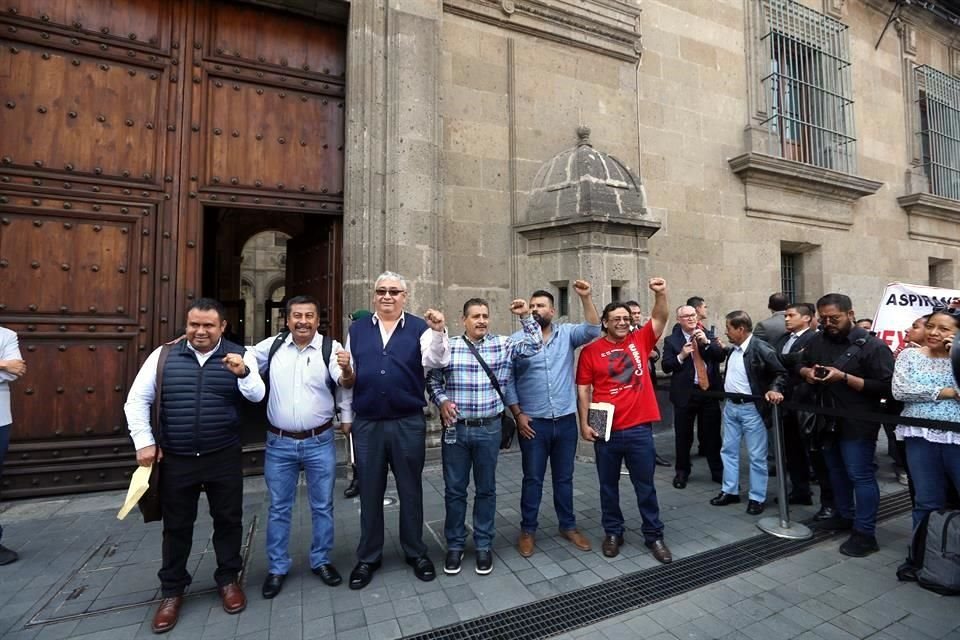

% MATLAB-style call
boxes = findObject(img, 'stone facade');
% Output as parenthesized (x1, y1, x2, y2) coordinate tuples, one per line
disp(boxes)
(338, 0, 960, 335)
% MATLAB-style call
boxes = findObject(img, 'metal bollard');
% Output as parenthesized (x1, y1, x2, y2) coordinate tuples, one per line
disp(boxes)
(757, 406, 813, 540)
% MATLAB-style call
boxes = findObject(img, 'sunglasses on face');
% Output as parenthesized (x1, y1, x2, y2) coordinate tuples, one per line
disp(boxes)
(375, 288, 406, 297)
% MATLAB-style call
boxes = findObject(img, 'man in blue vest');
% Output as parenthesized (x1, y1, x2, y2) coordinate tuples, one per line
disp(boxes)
(125, 298, 265, 634)
(344, 271, 450, 590)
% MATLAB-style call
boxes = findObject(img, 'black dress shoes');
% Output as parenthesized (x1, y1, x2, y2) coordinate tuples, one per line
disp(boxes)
(788, 492, 814, 506)
(746, 500, 765, 515)
(813, 505, 838, 521)
(655, 454, 671, 467)
(811, 515, 854, 531)
(710, 492, 741, 506)
(601, 534, 624, 558)
(406, 556, 436, 582)
(672, 472, 688, 489)
(343, 463, 359, 499)
(312, 563, 343, 586)
(348, 560, 382, 590)
(261, 574, 285, 599)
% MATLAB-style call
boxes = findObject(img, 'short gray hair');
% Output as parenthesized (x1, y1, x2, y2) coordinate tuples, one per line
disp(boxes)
(374, 271, 408, 291)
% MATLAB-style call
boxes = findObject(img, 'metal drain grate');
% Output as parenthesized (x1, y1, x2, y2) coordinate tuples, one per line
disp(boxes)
(404, 490, 913, 640)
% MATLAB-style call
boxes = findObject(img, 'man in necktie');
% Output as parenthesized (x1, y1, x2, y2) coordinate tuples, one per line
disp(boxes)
(662, 306, 725, 488)
(774, 303, 833, 516)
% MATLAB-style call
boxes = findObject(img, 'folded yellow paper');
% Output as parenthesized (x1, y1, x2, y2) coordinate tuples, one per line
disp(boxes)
(117, 465, 153, 520)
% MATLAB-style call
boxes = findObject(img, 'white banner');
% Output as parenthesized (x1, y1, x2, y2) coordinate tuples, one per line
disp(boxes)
(871, 282, 960, 352)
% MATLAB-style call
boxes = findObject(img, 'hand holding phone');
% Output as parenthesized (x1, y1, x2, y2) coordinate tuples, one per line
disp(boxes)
(814, 366, 829, 379)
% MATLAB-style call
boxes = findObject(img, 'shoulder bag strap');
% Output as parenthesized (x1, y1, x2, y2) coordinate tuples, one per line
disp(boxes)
(462, 336, 508, 408)
(831, 336, 868, 373)
(152, 344, 172, 448)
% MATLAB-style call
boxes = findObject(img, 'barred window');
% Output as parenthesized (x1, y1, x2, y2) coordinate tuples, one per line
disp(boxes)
(914, 65, 960, 201)
(780, 252, 799, 304)
(756, 0, 856, 173)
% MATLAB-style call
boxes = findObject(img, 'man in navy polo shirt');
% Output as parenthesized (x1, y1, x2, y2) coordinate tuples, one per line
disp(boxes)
(344, 271, 450, 590)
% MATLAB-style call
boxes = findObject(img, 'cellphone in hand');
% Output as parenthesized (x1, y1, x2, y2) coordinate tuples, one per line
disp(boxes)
(814, 366, 829, 379)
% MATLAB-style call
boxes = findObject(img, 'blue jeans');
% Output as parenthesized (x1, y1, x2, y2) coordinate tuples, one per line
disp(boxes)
(822, 437, 879, 536)
(904, 437, 960, 530)
(720, 401, 769, 503)
(518, 413, 578, 533)
(264, 429, 336, 575)
(594, 425, 664, 544)
(442, 419, 501, 550)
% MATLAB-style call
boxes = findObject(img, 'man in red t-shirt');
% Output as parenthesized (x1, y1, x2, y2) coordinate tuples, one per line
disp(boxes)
(576, 277, 672, 564)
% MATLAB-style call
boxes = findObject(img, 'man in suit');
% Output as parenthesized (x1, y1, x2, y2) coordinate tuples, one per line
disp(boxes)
(774, 303, 834, 514)
(710, 311, 787, 515)
(754, 292, 789, 344)
(662, 305, 725, 488)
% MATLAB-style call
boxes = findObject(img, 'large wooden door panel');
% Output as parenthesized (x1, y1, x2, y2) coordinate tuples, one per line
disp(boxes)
(1, 39, 165, 183)
(5, 0, 171, 49)
(0, 207, 145, 318)
(0, 0, 346, 496)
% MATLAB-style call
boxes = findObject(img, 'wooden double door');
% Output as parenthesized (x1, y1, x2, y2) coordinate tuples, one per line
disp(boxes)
(0, 0, 346, 497)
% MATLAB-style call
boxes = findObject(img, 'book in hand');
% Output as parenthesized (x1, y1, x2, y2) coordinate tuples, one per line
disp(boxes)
(587, 402, 615, 442)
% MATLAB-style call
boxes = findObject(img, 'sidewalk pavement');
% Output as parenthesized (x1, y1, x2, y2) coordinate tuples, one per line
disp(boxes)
(0, 421, 946, 640)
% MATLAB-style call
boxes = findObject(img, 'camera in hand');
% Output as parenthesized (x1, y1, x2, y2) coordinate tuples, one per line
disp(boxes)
(814, 366, 829, 379)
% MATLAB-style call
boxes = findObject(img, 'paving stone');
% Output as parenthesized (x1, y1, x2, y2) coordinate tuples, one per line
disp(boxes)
(396, 612, 432, 636)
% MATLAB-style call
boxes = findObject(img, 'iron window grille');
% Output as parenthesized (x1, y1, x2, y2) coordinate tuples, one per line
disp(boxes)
(781, 253, 798, 304)
(914, 65, 960, 201)
(756, 0, 857, 173)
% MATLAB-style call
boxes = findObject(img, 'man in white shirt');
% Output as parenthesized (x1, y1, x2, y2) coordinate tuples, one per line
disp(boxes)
(0, 326, 26, 566)
(710, 311, 786, 516)
(253, 295, 354, 599)
(343, 271, 450, 590)
(124, 299, 264, 634)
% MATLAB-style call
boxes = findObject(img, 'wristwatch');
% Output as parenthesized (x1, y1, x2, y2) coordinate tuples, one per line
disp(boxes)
(238, 365, 251, 379)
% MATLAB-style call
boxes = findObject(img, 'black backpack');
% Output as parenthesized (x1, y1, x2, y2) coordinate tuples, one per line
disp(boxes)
(245, 330, 337, 428)
(899, 509, 960, 596)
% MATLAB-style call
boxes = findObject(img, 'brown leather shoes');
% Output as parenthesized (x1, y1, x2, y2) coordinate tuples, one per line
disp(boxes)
(601, 534, 623, 558)
(560, 529, 592, 551)
(218, 582, 247, 614)
(647, 539, 673, 564)
(151, 596, 183, 634)
(517, 531, 535, 558)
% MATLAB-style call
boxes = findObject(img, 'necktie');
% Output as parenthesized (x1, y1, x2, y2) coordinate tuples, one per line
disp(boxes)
(691, 338, 709, 391)
(782, 333, 798, 355)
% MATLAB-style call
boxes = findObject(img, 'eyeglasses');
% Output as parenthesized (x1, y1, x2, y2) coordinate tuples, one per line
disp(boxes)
(375, 288, 406, 297)
(608, 316, 631, 324)
(678, 313, 698, 319)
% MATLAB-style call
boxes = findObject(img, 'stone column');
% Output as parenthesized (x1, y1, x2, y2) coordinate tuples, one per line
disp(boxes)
(343, 0, 443, 318)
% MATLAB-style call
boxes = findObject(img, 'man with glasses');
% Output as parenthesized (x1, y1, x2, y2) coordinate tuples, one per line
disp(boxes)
(576, 279, 672, 563)
(799, 294, 894, 557)
(343, 271, 450, 589)
(662, 305, 725, 488)
(504, 281, 600, 558)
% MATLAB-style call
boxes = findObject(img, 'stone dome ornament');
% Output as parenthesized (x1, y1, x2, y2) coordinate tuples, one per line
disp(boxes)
(525, 125, 650, 225)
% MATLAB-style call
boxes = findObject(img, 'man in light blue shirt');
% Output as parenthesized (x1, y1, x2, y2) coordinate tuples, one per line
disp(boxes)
(505, 280, 600, 557)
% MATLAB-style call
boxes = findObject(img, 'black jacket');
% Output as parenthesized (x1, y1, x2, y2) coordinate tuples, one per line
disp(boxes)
(800, 327, 894, 440)
(724, 335, 787, 427)
(774, 329, 817, 399)
(662, 324, 725, 406)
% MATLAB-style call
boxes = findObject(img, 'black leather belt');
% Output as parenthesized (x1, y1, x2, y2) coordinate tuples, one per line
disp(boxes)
(727, 396, 751, 405)
(457, 416, 499, 427)
(267, 422, 333, 439)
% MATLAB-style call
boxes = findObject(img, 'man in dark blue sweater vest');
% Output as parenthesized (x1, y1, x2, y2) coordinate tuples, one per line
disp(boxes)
(344, 271, 451, 590)
(125, 299, 264, 634)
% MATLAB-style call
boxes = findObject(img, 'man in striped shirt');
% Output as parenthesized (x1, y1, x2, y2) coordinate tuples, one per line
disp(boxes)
(427, 297, 542, 575)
